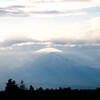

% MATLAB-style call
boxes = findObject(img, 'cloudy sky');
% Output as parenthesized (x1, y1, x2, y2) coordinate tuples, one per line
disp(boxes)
(0, 0, 100, 42)
(0, 0, 100, 51)
(0, 0, 100, 88)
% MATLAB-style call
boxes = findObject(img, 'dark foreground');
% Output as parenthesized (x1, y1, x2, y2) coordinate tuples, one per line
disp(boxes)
(0, 79, 100, 98)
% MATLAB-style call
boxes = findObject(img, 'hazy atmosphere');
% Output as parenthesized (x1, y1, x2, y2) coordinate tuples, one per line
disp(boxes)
(0, 0, 100, 89)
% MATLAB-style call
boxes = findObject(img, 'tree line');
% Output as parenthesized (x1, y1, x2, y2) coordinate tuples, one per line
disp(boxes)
(0, 79, 100, 98)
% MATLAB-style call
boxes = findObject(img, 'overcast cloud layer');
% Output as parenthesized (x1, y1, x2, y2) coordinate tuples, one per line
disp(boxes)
(0, 0, 99, 45)
(0, 0, 99, 17)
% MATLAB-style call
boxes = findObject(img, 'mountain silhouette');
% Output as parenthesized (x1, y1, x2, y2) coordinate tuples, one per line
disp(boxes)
(8, 52, 100, 89)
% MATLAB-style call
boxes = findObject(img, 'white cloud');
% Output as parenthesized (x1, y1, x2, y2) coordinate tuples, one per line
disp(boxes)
(0, 0, 100, 43)
(0, 47, 13, 50)
(35, 48, 62, 53)
(0, 16, 100, 43)
(0, 0, 99, 17)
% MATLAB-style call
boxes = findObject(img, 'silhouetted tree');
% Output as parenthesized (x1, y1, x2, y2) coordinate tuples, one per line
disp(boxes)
(29, 85, 34, 91)
(5, 79, 19, 93)
(38, 87, 43, 91)
(20, 80, 25, 90)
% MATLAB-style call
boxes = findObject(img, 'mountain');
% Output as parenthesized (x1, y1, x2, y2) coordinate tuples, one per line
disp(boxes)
(10, 52, 100, 89)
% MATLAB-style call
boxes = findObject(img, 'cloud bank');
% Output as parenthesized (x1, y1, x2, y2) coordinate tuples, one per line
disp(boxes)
(0, 0, 99, 17)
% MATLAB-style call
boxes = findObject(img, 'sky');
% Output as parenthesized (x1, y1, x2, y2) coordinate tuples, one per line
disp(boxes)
(0, 0, 100, 51)
(0, 0, 100, 88)
(0, 0, 100, 42)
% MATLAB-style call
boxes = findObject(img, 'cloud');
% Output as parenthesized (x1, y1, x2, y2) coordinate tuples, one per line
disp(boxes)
(0, 16, 100, 50)
(35, 48, 62, 53)
(28, 0, 90, 3)
(0, 38, 51, 51)
(0, 36, 34, 47)
(0, 47, 13, 50)
(50, 39, 100, 47)
(0, 5, 87, 17)
(0, 0, 99, 17)
(0, 5, 28, 17)
(30, 10, 87, 16)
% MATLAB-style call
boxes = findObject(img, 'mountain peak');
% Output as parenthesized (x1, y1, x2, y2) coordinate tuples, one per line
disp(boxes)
(35, 48, 63, 54)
